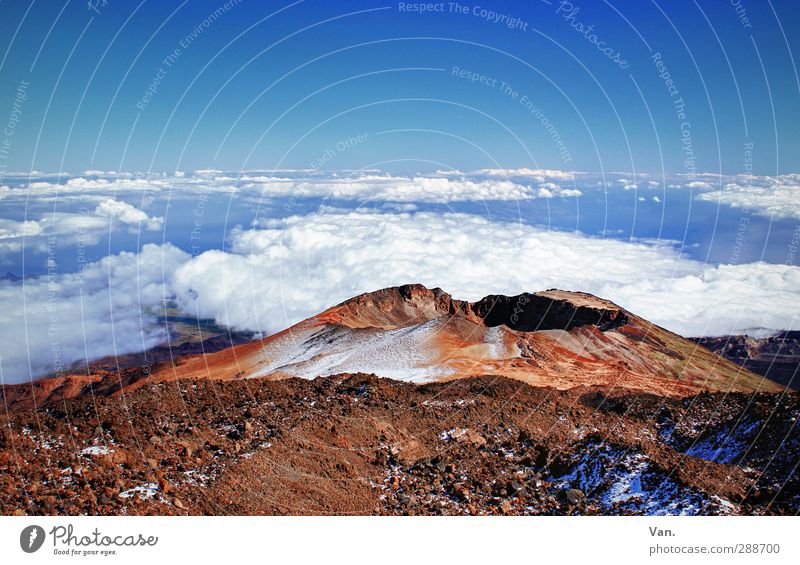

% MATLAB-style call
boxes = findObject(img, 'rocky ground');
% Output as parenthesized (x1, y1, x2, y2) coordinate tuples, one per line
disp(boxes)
(1, 375, 797, 516)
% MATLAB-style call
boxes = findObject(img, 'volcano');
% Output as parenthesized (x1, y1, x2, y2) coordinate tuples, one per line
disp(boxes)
(2, 284, 782, 411)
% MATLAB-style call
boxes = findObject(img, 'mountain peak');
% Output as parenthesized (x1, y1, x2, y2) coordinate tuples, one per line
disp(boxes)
(323, 284, 462, 329)
(328, 284, 628, 333)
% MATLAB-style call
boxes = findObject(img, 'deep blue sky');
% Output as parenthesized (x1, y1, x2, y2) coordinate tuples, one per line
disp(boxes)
(0, 0, 798, 175)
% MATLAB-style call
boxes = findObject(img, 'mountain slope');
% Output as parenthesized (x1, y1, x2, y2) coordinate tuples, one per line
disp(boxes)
(692, 332, 800, 389)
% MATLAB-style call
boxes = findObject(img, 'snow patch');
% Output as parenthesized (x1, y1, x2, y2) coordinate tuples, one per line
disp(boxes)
(551, 442, 735, 515)
(685, 419, 761, 464)
(81, 445, 112, 456)
(118, 483, 159, 499)
(251, 320, 455, 382)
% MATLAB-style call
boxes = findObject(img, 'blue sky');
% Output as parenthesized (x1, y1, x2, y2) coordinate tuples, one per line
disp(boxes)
(0, 0, 798, 175)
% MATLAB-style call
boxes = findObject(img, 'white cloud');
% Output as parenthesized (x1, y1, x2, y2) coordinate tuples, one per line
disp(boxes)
(0, 200, 162, 256)
(0, 218, 44, 240)
(466, 168, 578, 182)
(0, 219, 44, 255)
(686, 181, 714, 190)
(248, 175, 572, 203)
(610, 262, 800, 337)
(0, 244, 190, 384)
(695, 175, 800, 220)
(94, 198, 163, 231)
(6, 170, 799, 220)
(4, 175, 237, 200)
(535, 182, 582, 199)
(0, 214, 105, 256)
(661, 174, 800, 219)
(6, 170, 585, 205)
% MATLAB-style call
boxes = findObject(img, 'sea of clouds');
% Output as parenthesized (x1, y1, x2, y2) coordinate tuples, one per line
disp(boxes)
(0, 169, 798, 383)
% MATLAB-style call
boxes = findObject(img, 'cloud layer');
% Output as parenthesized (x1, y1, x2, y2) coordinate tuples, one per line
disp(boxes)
(694, 174, 800, 220)
(4, 170, 798, 219)
(0, 199, 163, 257)
(94, 198, 164, 231)
(0, 244, 189, 384)
(4, 207, 798, 384)
(247, 175, 583, 202)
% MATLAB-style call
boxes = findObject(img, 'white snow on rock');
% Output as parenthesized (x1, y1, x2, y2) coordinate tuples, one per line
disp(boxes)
(551, 442, 738, 516)
(81, 445, 112, 456)
(251, 320, 454, 383)
(118, 483, 159, 499)
(685, 419, 761, 464)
